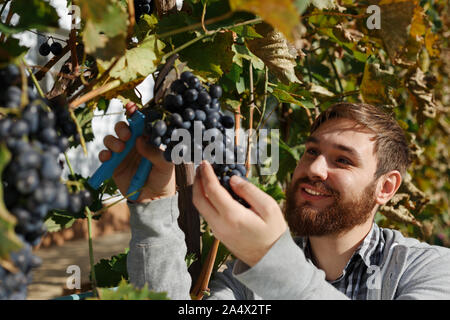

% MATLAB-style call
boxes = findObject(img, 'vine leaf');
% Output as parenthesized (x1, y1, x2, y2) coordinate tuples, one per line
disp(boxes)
(79, 0, 129, 61)
(0, 144, 23, 262)
(406, 67, 437, 120)
(360, 62, 399, 106)
(0, 38, 28, 65)
(179, 31, 235, 81)
(92, 279, 169, 300)
(97, 34, 166, 83)
(246, 23, 301, 85)
(0, 0, 60, 35)
(228, 0, 300, 42)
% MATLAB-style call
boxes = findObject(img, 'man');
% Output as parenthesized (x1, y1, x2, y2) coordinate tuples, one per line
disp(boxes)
(99, 102, 450, 299)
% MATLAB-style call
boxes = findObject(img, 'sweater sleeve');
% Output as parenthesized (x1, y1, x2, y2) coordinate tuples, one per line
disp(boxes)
(232, 229, 349, 300)
(126, 193, 192, 300)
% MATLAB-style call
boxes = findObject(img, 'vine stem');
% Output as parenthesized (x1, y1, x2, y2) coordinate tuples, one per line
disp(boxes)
(68, 79, 121, 110)
(85, 206, 98, 297)
(69, 6, 79, 75)
(245, 62, 255, 174)
(64, 153, 98, 297)
(158, 11, 234, 39)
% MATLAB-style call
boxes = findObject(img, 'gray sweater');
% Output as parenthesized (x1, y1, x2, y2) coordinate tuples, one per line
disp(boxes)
(126, 194, 450, 300)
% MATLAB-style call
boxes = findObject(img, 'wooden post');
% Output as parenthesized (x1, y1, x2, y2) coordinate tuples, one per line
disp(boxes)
(175, 163, 201, 290)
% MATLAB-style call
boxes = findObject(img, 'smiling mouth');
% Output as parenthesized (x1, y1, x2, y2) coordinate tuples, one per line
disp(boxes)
(302, 187, 330, 197)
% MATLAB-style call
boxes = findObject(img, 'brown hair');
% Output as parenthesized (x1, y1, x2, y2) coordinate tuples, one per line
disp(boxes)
(310, 102, 411, 178)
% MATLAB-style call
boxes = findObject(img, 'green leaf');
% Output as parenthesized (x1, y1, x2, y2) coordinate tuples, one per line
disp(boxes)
(179, 31, 235, 81)
(79, 0, 128, 61)
(256, 182, 286, 202)
(98, 34, 165, 83)
(94, 279, 169, 300)
(93, 250, 129, 288)
(0, 143, 23, 260)
(232, 43, 264, 70)
(44, 213, 75, 233)
(69, 106, 94, 148)
(0, 0, 60, 35)
(0, 38, 28, 66)
(230, 25, 262, 39)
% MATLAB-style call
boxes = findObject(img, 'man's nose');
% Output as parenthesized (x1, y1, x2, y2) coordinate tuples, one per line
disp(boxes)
(307, 155, 328, 181)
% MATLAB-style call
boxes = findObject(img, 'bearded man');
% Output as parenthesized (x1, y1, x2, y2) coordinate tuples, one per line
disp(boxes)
(100, 102, 450, 299)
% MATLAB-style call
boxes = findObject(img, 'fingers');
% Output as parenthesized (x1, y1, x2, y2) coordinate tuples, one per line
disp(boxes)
(114, 121, 132, 141)
(98, 149, 111, 162)
(229, 175, 278, 221)
(136, 136, 173, 169)
(197, 161, 238, 214)
(192, 165, 219, 220)
(103, 135, 125, 153)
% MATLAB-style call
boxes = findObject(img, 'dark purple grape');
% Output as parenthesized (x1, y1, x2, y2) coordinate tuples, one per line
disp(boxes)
(50, 42, 63, 56)
(39, 127, 58, 145)
(5, 86, 22, 109)
(15, 169, 40, 194)
(220, 115, 234, 129)
(0, 118, 12, 138)
(23, 104, 40, 134)
(39, 42, 51, 56)
(197, 91, 212, 106)
(170, 113, 183, 127)
(205, 116, 218, 129)
(209, 84, 223, 99)
(182, 108, 195, 121)
(153, 120, 167, 137)
(11, 119, 29, 138)
(235, 164, 246, 176)
(40, 155, 62, 180)
(180, 71, 194, 83)
(194, 110, 206, 122)
(17, 149, 41, 169)
(183, 89, 198, 103)
(39, 110, 56, 129)
(187, 76, 201, 89)
(170, 79, 187, 94)
(182, 121, 191, 130)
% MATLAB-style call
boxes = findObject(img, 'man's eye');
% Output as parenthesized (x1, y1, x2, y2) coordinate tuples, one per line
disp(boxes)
(337, 157, 352, 165)
(306, 148, 319, 156)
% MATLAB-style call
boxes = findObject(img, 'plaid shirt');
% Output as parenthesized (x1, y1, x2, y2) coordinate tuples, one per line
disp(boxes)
(295, 223, 385, 300)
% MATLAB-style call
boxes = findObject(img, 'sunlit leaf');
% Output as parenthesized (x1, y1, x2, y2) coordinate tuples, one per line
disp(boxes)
(228, 0, 300, 42)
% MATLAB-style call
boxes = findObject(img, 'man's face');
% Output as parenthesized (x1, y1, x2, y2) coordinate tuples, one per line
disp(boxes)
(285, 118, 379, 237)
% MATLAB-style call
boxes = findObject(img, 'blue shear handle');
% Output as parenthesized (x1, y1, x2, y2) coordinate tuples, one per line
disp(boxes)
(88, 110, 147, 190)
(127, 158, 152, 201)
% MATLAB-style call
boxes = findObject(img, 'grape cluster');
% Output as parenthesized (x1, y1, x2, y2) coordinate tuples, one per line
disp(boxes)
(143, 71, 250, 208)
(0, 64, 92, 299)
(134, 0, 153, 20)
(38, 40, 63, 57)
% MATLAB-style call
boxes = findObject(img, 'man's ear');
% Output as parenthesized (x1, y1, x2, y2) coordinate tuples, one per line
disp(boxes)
(375, 170, 402, 205)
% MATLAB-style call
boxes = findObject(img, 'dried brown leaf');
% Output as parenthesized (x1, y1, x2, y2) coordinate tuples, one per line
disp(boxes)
(246, 23, 301, 85)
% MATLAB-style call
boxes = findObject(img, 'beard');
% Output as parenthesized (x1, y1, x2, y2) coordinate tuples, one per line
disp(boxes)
(284, 177, 378, 237)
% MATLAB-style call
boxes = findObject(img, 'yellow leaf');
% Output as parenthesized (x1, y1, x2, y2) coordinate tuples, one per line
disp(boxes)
(228, 0, 300, 42)
(410, 4, 427, 38)
(425, 29, 440, 57)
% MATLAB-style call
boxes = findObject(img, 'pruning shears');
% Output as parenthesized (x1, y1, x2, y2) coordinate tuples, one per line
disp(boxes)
(88, 54, 179, 201)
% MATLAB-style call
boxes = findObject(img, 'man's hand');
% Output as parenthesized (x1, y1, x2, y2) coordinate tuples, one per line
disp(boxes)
(193, 161, 288, 267)
(99, 121, 176, 203)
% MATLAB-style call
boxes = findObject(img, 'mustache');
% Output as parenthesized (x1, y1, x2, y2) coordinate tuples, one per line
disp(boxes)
(290, 177, 339, 197)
